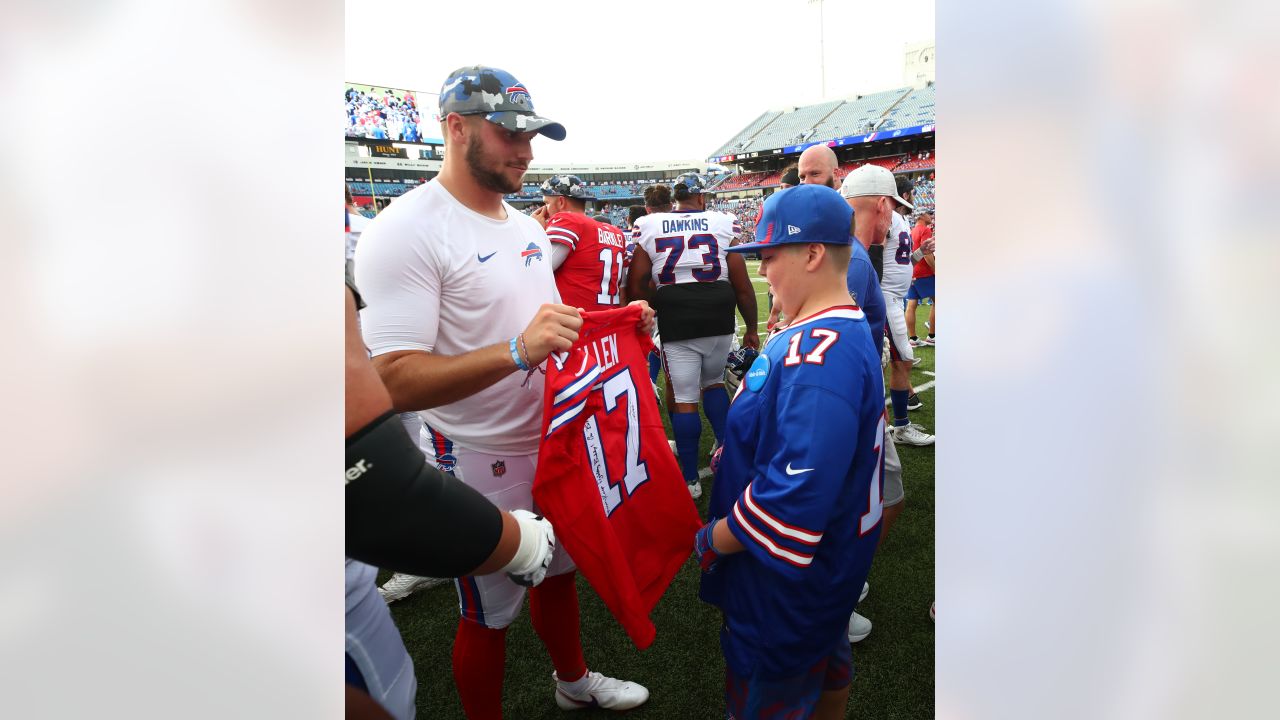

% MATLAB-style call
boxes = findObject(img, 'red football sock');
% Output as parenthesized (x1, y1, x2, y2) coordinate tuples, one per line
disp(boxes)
(452, 618, 507, 720)
(528, 572, 587, 682)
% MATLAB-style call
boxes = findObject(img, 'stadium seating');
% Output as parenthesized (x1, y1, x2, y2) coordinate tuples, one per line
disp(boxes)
(880, 85, 935, 131)
(911, 177, 935, 211)
(711, 110, 784, 158)
(708, 153, 925, 193)
(894, 151, 935, 172)
(742, 101, 844, 155)
(712, 84, 934, 157)
(808, 87, 914, 142)
(346, 181, 420, 198)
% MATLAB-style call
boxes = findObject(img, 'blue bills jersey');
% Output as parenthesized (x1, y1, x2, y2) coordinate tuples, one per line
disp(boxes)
(700, 305, 886, 680)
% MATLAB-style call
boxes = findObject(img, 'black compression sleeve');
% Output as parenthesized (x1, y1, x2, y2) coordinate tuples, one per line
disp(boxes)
(867, 244, 885, 284)
(346, 411, 503, 577)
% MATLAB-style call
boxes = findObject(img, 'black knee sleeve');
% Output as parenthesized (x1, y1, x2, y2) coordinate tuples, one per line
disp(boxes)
(346, 411, 503, 577)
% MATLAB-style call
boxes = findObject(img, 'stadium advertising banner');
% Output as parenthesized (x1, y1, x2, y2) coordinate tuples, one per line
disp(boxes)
(345, 82, 443, 145)
(709, 123, 935, 163)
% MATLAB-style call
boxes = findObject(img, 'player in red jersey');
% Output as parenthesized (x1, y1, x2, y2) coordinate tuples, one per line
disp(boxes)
(906, 212, 936, 346)
(531, 174, 628, 311)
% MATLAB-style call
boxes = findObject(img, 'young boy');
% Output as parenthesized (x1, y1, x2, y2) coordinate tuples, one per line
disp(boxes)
(695, 185, 886, 719)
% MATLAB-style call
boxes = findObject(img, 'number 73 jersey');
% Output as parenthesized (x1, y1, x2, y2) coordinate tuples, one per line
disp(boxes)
(532, 305, 702, 650)
(632, 209, 742, 342)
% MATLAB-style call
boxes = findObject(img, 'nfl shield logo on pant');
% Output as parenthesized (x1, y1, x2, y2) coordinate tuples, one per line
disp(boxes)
(491, 460, 506, 477)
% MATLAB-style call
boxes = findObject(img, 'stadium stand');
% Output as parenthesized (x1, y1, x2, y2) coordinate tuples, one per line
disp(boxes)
(742, 100, 844, 154)
(711, 110, 783, 157)
(880, 84, 935, 131)
(709, 83, 934, 157)
(809, 87, 915, 140)
(894, 151, 936, 172)
(346, 181, 420, 198)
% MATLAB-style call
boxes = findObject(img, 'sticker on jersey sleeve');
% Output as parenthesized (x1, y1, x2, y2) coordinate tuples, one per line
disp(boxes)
(744, 354, 771, 393)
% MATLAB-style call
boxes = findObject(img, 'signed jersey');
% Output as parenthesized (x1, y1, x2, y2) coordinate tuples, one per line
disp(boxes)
(533, 305, 702, 649)
(546, 211, 628, 311)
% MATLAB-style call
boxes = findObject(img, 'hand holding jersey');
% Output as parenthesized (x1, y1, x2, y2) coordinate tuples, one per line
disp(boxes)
(521, 303, 583, 366)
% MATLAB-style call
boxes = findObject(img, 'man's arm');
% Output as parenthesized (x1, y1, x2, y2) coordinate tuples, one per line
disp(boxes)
(726, 252, 759, 350)
(373, 303, 582, 411)
(346, 289, 553, 581)
(625, 247, 655, 304)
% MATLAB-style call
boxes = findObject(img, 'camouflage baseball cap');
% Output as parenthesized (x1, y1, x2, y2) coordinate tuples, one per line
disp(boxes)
(437, 66, 566, 141)
(539, 175, 594, 200)
(673, 172, 710, 194)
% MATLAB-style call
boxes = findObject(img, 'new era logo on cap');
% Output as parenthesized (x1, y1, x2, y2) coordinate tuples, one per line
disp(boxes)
(726, 185, 853, 256)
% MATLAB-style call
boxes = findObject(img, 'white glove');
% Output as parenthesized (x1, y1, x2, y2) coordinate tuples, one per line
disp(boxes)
(503, 509, 556, 587)
(881, 336, 891, 368)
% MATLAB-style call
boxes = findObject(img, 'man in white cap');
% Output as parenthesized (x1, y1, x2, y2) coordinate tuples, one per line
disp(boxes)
(841, 165, 935, 448)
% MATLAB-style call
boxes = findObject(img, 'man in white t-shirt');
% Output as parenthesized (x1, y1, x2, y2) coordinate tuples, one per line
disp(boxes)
(354, 65, 653, 719)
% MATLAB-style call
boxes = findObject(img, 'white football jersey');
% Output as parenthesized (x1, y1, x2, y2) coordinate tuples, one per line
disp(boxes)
(881, 211, 914, 298)
(632, 210, 741, 288)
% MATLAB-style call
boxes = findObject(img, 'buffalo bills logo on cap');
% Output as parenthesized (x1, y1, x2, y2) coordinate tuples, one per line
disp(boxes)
(491, 460, 506, 477)
(521, 242, 544, 266)
(505, 85, 531, 106)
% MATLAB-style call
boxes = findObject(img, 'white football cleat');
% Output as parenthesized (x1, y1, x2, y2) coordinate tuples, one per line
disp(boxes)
(688, 481, 703, 500)
(860, 581, 869, 603)
(890, 423, 935, 447)
(554, 670, 650, 711)
(848, 611, 872, 643)
(378, 573, 446, 603)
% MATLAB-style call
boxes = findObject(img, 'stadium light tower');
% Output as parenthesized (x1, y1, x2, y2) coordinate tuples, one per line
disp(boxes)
(808, 0, 826, 100)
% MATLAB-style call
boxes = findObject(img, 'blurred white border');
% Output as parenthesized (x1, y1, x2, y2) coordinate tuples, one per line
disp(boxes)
(1, 1, 343, 717)
(4, 0, 1277, 716)
(940, 0, 1279, 718)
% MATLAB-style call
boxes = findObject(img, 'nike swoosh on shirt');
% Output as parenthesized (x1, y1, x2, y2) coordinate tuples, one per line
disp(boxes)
(477, 252, 497, 263)
(785, 463, 814, 475)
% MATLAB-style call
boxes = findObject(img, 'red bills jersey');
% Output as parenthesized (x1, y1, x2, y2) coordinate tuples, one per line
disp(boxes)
(532, 305, 701, 649)
(546, 212, 627, 311)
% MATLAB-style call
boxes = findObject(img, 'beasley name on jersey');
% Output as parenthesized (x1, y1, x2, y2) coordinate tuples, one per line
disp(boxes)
(546, 212, 627, 310)
(632, 210, 740, 287)
(881, 211, 914, 297)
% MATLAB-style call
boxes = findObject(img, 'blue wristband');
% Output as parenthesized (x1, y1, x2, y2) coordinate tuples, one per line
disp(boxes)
(509, 336, 529, 371)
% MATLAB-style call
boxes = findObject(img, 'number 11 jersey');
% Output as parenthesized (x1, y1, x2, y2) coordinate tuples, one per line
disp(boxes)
(546, 211, 627, 311)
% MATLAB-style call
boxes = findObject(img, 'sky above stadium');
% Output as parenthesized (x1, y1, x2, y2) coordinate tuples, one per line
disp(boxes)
(346, 0, 934, 166)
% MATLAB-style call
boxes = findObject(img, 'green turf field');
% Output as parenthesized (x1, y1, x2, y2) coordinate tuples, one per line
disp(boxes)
(378, 260, 935, 718)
